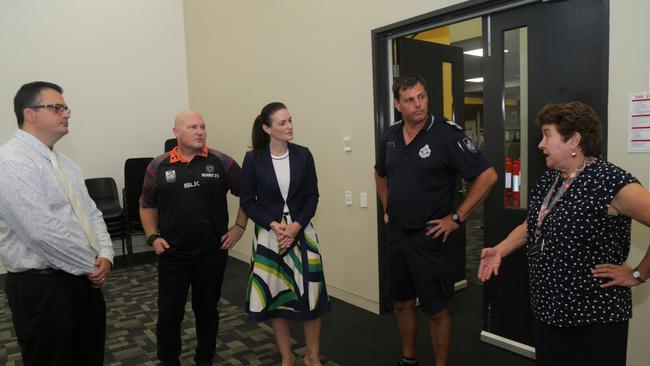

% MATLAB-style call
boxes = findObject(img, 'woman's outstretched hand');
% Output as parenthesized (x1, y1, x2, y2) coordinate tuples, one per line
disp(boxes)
(478, 247, 502, 282)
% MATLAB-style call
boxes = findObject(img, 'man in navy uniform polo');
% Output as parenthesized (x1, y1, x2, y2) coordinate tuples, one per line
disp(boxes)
(140, 110, 248, 366)
(375, 74, 497, 366)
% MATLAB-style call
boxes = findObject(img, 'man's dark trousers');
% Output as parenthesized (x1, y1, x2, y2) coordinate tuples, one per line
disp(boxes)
(5, 270, 106, 366)
(156, 249, 228, 366)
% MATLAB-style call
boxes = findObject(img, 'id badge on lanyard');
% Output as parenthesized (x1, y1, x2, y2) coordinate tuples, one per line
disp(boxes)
(528, 233, 545, 256)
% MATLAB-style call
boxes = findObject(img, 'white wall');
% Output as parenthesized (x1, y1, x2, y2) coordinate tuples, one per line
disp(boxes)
(608, 2, 650, 365)
(0, 0, 189, 271)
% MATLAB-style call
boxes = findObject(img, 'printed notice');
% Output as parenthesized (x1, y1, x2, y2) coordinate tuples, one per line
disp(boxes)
(628, 92, 650, 152)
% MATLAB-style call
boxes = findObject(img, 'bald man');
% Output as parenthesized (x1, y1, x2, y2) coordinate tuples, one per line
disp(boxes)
(140, 110, 248, 366)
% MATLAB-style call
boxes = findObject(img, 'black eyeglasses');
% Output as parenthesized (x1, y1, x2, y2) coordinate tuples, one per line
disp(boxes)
(28, 104, 71, 115)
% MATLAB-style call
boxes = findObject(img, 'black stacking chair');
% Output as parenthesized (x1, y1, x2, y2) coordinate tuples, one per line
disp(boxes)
(85, 177, 126, 256)
(123, 157, 153, 263)
(164, 138, 177, 153)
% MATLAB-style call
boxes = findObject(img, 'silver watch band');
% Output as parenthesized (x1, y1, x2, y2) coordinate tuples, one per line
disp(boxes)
(633, 268, 646, 283)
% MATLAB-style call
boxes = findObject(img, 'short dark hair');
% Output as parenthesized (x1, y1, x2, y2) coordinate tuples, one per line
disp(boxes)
(393, 74, 427, 101)
(14, 81, 63, 128)
(535, 101, 602, 157)
(251, 102, 287, 161)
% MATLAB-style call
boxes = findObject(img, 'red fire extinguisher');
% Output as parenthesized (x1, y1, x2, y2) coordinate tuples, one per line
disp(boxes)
(505, 157, 512, 207)
(512, 159, 521, 208)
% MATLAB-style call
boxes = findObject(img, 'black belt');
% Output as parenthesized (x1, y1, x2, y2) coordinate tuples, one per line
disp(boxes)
(12, 268, 65, 275)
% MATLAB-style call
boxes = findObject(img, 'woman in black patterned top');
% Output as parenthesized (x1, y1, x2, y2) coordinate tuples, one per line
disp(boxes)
(478, 102, 650, 366)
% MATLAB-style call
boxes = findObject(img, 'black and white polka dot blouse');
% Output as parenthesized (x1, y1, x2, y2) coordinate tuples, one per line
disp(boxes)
(526, 158, 639, 327)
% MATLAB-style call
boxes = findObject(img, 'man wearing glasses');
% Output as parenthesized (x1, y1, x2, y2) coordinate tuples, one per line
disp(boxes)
(0, 81, 114, 366)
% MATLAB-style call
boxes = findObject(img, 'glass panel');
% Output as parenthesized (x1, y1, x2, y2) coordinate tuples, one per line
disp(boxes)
(503, 27, 528, 209)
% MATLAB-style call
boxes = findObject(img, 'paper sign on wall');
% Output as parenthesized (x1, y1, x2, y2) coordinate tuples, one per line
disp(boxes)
(628, 92, 650, 152)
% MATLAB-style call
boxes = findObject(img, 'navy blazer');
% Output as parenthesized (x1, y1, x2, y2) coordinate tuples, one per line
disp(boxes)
(240, 143, 319, 230)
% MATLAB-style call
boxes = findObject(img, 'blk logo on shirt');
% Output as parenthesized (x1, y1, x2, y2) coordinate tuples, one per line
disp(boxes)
(184, 181, 200, 189)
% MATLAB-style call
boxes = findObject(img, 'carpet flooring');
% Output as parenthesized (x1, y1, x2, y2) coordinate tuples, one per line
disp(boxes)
(0, 263, 338, 366)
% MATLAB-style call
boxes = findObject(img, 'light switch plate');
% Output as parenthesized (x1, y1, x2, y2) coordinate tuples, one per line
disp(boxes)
(343, 136, 352, 152)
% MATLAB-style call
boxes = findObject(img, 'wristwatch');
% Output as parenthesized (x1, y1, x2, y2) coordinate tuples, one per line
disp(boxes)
(632, 268, 646, 283)
(451, 211, 463, 226)
(146, 234, 161, 247)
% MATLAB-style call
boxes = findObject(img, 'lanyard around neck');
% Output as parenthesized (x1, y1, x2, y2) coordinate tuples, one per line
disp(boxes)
(535, 174, 572, 232)
(534, 157, 596, 237)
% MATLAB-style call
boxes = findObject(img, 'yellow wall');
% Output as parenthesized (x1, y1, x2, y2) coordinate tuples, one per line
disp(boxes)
(415, 27, 451, 44)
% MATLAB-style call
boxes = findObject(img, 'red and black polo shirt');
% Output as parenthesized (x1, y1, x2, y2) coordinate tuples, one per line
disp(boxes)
(140, 146, 241, 256)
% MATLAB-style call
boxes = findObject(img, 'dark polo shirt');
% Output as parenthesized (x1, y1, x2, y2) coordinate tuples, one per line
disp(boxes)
(140, 146, 241, 256)
(375, 115, 489, 231)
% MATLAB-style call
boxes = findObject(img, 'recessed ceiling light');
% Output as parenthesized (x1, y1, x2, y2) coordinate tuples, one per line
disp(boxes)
(466, 77, 484, 83)
(463, 48, 483, 57)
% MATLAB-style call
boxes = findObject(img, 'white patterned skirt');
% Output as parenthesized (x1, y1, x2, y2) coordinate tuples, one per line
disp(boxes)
(245, 214, 331, 321)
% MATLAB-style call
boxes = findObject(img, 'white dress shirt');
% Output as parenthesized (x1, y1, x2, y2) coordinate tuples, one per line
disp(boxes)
(0, 129, 114, 275)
